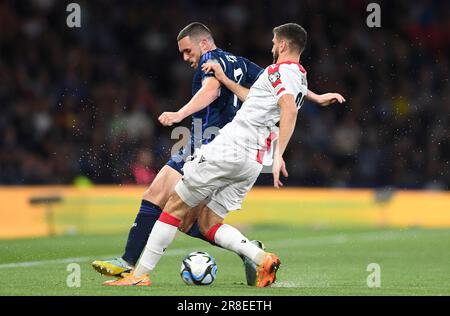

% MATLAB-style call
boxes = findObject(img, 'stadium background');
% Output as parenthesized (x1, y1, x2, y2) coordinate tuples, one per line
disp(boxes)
(0, 0, 449, 296)
(1, 0, 448, 189)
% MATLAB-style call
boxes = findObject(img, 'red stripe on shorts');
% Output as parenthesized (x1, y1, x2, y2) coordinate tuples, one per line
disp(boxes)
(256, 131, 277, 164)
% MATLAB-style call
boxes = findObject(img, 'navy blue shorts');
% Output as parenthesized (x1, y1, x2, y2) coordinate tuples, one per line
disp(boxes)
(166, 156, 185, 175)
(165, 148, 189, 175)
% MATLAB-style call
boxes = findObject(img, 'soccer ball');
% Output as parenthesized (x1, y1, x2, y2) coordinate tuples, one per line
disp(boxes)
(180, 251, 218, 285)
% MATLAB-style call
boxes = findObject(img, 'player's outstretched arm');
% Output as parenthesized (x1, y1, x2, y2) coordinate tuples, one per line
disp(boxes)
(202, 62, 250, 102)
(273, 94, 297, 189)
(159, 77, 221, 126)
(306, 90, 346, 106)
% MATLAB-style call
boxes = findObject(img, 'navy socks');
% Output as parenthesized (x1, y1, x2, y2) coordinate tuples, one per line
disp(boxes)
(122, 200, 162, 266)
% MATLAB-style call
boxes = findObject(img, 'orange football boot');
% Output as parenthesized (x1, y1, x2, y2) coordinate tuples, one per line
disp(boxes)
(256, 253, 281, 288)
(103, 272, 151, 286)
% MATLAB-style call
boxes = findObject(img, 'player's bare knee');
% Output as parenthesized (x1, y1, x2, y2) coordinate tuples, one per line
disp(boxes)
(179, 205, 201, 233)
(164, 193, 191, 221)
(142, 182, 166, 208)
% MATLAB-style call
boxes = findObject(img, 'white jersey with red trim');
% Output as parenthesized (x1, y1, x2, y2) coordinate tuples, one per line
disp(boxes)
(176, 61, 307, 217)
(219, 61, 308, 162)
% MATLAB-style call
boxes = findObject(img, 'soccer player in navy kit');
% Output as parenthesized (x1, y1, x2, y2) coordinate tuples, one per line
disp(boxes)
(93, 22, 344, 286)
(161, 40, 264, 171)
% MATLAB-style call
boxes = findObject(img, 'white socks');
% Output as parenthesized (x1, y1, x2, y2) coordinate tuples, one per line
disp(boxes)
(134, 218, 265, 278)
(213, 224, 265, 265)
(134, 217, 179, 277)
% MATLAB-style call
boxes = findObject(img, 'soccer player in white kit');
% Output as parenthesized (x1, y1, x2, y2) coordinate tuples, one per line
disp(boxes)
(106, 23, 345, 287)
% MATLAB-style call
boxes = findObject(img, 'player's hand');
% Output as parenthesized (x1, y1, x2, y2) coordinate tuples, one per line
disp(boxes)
(158, 111, 183, 126)
(317, 93, 346, 106)
(273, 155, 288, 189)
(201, 62, 227, 83)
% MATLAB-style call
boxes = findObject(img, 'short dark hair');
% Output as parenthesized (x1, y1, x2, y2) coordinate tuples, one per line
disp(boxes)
(177, 22, 214, 42)
(273, 23, 307, 54)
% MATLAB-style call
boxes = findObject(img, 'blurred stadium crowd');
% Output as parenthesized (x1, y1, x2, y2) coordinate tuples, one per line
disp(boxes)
(0, 0, 448, 189)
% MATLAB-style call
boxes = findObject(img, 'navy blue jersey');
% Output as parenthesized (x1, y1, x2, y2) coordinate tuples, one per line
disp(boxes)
(190, 48, 263, 149)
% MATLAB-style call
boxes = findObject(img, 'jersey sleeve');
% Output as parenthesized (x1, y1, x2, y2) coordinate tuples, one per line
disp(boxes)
(242, 58, 264, 86)
(199, 52, 224, 81)
(267, 64, 306, 101)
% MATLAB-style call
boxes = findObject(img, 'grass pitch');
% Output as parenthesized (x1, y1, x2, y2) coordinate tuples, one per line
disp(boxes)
(1, 226, 449, 296)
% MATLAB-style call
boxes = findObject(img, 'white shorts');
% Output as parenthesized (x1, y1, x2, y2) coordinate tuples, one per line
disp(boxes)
(175, 133, 262, 218)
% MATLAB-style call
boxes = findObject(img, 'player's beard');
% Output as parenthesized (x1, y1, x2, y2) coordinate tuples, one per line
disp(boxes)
(272, 48, 279, 64)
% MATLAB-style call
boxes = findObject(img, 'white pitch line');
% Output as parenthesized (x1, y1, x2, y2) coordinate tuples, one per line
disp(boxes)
(0, 256, 105, 269)
(0, 230, 415, 269)
(0, 248, 197, 269)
